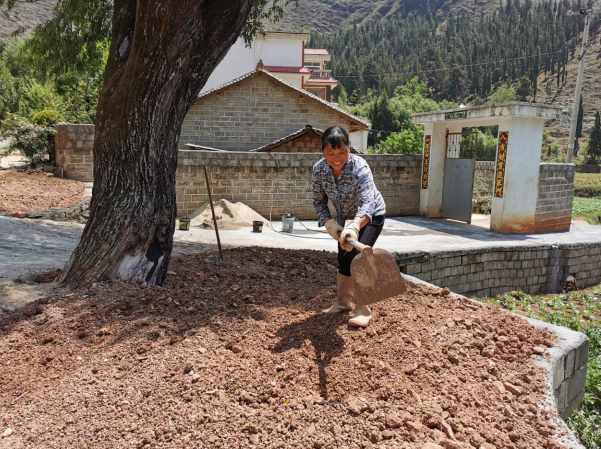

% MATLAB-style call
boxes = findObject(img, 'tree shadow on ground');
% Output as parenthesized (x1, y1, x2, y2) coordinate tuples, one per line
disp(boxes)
(271, 312, 348, 399)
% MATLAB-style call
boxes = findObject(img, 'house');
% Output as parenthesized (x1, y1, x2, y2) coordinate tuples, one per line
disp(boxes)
(201, 31, 338, 101)
(303, 49, 338, 101)
(180, 66, 370, 153)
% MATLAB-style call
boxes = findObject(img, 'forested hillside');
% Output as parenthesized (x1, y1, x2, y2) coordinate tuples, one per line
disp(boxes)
(0, 0, 56, 40)
(309, 0, 589, 102)
(276, 0, 546, 33)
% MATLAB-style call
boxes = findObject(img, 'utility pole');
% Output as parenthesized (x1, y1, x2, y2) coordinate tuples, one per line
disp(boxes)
(566, 8, 599, 163)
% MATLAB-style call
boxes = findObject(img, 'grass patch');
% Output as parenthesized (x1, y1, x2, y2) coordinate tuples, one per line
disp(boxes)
(575, 173, 601, 198)
(478, 286, 601, 448)
(572, 197, 601, 225)
(575, 173, 601, 189)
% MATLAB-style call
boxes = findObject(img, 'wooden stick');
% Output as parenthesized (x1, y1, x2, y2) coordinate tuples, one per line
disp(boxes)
(347, 239, 373, 255)
(203, 166, 223, 260)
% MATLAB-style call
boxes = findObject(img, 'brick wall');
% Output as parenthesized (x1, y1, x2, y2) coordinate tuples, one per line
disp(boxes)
(535, 164, 575, 233)
(474, 161, 495, 179)
(396, 242, 601, 298)
(176, 151, 422, 219)
(180, 72, 354, 152)
(54, 124, 94, 182)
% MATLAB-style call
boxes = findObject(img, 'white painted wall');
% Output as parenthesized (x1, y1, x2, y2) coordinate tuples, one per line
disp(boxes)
(419, 122, 447, 217)
(350, 130, 368, 154)
(201, 37, 304, 93)
(490, 117, 544, 233)
(276, 73, 303, 89)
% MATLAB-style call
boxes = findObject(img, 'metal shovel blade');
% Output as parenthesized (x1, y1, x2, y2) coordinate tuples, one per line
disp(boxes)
(351, 248, 407, 307)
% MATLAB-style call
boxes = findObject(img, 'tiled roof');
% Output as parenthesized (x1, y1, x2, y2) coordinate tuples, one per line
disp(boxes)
(250, 125, 361, 154)
(263, 65, 311, 74)
(304, 49, 329, 55)
(195, 68, 370, 129)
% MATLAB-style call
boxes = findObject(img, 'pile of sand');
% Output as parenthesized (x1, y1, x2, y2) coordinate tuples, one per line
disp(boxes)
(189, 199, 269, 230)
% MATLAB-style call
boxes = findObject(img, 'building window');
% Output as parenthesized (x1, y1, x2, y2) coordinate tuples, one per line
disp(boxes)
(304, 61, 321, 71)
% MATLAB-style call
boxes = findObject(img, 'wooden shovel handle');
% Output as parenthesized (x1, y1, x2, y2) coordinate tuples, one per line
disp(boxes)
(347, 239, 373, 255)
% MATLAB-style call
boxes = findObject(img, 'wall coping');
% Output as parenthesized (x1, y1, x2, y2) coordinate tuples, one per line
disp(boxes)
(177, 149, 423, 168)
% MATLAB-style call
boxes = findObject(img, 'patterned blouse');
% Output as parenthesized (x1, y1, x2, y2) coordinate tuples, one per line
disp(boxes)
(312, 153, 386, 227)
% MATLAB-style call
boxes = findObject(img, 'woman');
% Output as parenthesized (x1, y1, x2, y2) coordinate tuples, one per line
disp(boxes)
(312, 126, 386, 327)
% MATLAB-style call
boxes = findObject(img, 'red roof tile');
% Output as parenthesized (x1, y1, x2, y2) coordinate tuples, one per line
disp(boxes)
(264, 66, 311, 74)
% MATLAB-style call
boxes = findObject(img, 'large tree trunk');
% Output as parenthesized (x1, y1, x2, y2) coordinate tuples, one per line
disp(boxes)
(58, 0, 253, 289)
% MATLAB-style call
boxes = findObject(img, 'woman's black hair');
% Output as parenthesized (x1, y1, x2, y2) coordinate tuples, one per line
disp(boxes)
(321, 126, 349, 150)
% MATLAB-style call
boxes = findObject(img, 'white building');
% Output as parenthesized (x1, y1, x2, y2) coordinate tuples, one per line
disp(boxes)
(200, 31, 368, 151)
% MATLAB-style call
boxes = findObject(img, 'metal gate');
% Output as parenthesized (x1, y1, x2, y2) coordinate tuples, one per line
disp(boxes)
(441, 132, 478, 224)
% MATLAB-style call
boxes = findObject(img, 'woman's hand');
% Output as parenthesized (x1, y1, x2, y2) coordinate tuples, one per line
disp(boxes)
(324, 219, 343, 241)
(339, 220, 360, 252)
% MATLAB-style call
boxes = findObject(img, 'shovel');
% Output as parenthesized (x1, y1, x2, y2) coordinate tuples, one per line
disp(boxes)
(347, 239, 407, 307)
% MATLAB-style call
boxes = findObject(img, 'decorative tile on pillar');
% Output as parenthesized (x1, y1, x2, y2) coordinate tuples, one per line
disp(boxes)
(494, 131, 508, 198)
(422, 135, 431, 189)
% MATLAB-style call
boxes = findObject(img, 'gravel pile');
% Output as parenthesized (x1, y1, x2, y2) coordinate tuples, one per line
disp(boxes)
(0, 248, 568, 449)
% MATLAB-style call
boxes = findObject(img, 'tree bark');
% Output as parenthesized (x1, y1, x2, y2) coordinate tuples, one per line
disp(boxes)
(58, 0, 253, 289)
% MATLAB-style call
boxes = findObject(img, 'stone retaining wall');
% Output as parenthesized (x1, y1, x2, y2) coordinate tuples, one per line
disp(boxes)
(397, 242, 601, 298)
(54, 124, 95, 182)
(535, 164, 575, 233)
(474, 161, 495, 178)
(177, 151, 422, 218)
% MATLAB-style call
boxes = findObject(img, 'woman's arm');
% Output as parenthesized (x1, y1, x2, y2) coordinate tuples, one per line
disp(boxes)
(353, 215, 370, 229)
(355, 163, 377, 227)
(312, 168, 331, 226)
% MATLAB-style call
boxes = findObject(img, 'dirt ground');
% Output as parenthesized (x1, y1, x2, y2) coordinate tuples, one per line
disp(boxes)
(0, 248, 569, 449)
(0, 171, 85, 215)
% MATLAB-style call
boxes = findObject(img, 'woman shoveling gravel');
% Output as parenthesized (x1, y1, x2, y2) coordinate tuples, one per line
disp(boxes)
(313, 126, 386, 328)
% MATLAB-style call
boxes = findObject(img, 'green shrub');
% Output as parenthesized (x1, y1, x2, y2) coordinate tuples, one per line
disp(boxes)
(370, 128, 425, 155)
(574, 187, 601, 198)
(1, 117, 55, 166)
(31, 109, 64, 127)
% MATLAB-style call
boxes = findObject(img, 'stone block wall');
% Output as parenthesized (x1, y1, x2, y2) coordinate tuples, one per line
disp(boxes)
(176, 151, 422, 219)
(474, 161, 495, 179)
(551, 331, 589, 419)
(54, 124, 95, 182)
(180, 72, 354, 152)
(535, 164, 575, 233)
(397, 242, 601, 298)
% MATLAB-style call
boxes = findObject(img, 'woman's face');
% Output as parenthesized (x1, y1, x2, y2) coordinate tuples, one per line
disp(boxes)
(323, 143, 350, 170)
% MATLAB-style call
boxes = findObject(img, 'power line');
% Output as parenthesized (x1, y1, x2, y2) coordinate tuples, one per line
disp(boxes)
(332, 48, 568, 79)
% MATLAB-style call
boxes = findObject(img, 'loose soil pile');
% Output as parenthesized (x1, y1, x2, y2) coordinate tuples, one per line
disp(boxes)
(189, 199, 269, 230)
(0, 248, 568, 449)
(0, 171, 85, 216)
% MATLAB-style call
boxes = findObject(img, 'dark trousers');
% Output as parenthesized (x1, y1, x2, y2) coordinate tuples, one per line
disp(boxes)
(338, 215, 385, 277)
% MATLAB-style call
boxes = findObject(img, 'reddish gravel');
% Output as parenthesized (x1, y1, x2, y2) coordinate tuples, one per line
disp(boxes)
(0, 171, 85, 215)
(0, 248, 567, 449)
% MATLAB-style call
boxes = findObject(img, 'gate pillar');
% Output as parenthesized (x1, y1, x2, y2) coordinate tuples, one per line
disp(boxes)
(419, 122, 447, 218)
(490, 117, 545, 233)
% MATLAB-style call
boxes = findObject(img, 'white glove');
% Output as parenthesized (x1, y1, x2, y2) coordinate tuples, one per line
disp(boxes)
(324, 219, 343, 241)
(339, 220, 360, 252)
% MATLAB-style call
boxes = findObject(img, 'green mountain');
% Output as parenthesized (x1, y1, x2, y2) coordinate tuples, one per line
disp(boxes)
(276, 0, 546, 33)
(0, 0, 56, 41)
